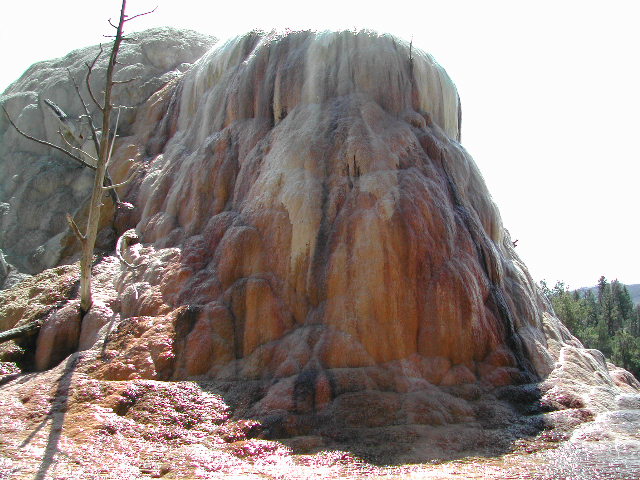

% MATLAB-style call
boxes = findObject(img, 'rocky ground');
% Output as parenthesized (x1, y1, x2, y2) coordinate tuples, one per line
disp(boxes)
(0, 296, 640, 480)
(1, 344, 639, 479)
(1, 256, 639, 479)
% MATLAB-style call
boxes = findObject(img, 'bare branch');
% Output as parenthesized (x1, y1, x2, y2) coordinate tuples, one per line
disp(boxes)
(112, 77, 140, 85)
(116, 229, 141, 269)
(124, 7, 157, 22)
(78, 114, 102, 154)
(106, 108, 121, 167)
(73, 60, 121, 207)
(102, 171, 135, 190)
(3, 105, 121, 206)
(102, 36, 136, 43)
(57, 129, 98, 165)
(2, 106, 95, 169)
(0, 320, 42, 344)
(102, 174, 122, 205)
(66, 213, 86, 243)
(67, 68, 101, 155)
(85, 46, 104, 111)
(78, 51, 122, 206)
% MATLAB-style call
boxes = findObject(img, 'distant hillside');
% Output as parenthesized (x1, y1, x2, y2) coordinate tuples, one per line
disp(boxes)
(577, 283, 640, 305)
(627, 284, 640, 305)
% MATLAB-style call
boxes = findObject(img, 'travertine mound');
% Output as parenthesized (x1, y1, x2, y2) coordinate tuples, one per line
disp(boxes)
(1, 30, 638, 464)
(108, 30, 546, 389)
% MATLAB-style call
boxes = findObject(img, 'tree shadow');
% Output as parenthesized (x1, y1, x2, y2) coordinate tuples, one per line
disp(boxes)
(19, 354, 79, 480)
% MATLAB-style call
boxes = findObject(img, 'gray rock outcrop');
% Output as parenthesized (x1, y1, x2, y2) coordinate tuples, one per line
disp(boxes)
(0, 248, 30, 290)
(0, 27, 216, 274)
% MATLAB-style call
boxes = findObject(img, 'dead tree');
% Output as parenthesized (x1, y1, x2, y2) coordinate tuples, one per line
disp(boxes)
(0, 320, 42, 344)
(2, 0, 154, 316)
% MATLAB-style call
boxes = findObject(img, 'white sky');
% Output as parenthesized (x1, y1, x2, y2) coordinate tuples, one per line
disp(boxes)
(2, 0, 639, 288)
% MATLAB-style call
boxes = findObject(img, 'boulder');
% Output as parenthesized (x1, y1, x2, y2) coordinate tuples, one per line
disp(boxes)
(35, 302, 81, 370)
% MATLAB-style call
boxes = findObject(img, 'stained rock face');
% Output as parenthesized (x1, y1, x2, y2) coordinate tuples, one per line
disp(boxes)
(109, 30, 545, 390)
(1, 29, 638, 450)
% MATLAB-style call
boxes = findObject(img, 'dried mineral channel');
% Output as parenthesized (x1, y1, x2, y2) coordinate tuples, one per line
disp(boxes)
(1, 28, 639, 478)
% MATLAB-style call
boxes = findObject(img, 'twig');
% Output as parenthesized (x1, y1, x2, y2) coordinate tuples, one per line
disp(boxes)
(112, 77, 140, 85)
(66, 214, 86, 242)
(123, 7, 157, 22)
(57, 129, 98, 165)
(106, 107, 120, 167)
(85, 46, 104, 111)
(102, 174, 122, 204)
(102, 171, 135, 190)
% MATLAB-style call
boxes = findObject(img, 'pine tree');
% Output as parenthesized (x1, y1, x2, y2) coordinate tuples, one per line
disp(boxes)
(583, 289, 599, 327)
(612, 280, 634, 326)
(540, 276, 640, 378)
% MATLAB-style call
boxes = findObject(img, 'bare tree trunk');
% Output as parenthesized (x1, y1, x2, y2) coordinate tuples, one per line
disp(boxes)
(78, 1, 128, 314)
(0, 321, 42, 344)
